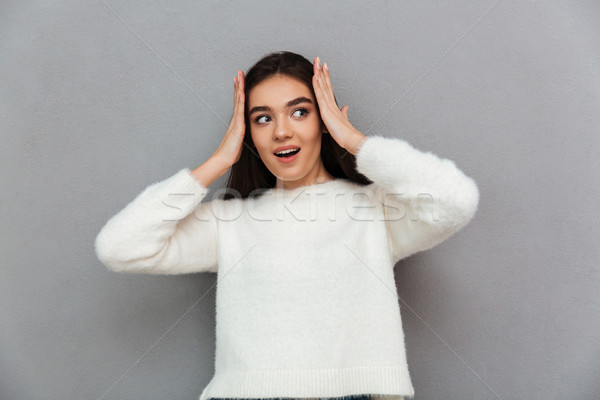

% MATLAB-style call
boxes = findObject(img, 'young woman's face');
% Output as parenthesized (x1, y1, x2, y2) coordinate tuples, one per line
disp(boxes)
(248, 74, 330, 188)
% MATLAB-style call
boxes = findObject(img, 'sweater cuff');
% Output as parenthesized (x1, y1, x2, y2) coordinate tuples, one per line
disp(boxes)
(355, 134, 416, 187)
(145, 168, 211, 220)
(174, 167, 211, 195)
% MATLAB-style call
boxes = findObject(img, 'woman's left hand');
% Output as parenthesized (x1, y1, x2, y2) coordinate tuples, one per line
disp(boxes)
(313, 56, 367, 156)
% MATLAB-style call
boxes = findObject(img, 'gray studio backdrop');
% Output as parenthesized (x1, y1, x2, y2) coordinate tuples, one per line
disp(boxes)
(2, 1, 599, 399)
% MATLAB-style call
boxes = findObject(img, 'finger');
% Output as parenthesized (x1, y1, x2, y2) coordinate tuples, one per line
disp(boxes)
(238, 71, 246, 126)
(316, 57, 325, 91)
(318, 61, 336, 110)
(322, 62, 334, 100)
(314, 59, 334, 111)
(239, 71, 245, 96)
(233, 71, 239, 113)
(237, 75, 245, 120)
(312, 59, 322, 98)
(312, 73, 324, 107)
(315, 58, 338, 117)
(313, 71, 331, 112)
(313, 58, 321, 96)
(236, 73, 244, 123)
(233, 72, 243, 129)
(233, 70, 240, 103)
(341, 105, 349, 120)
(316, 57, 325, 87)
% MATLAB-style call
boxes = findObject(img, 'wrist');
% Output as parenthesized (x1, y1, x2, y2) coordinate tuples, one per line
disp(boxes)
(346, 133, 367, 156)
(209, 153, 233, 172)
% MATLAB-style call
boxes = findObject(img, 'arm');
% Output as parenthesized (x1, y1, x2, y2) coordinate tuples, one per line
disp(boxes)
(95, 67, 246, 275)
(354, 134, 480, 264)
(94, 157, 228, 275)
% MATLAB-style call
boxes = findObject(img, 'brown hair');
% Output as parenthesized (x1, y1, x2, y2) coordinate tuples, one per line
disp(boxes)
(222, 50, 372, 200)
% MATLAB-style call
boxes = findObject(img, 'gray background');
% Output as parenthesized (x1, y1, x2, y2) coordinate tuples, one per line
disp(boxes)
(1, 1, 599, 399)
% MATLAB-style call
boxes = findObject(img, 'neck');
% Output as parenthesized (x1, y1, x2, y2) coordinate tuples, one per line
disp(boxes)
(275, 166, 335, 190)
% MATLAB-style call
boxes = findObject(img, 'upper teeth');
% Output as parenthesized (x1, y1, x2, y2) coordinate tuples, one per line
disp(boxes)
(276, 148, 299, 155)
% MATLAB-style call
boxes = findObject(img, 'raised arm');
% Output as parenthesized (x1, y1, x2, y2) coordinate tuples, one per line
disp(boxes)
(354, 134, 480, 264)
(95, 69, 247, 275)
(94, 157, 229, 275)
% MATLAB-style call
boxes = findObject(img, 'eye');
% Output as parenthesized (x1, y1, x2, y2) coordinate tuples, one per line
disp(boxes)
(293, 108, 309, 118)
(253, 108, 309, 125)
(254, 115, 270, 124)
(294, 108, 309, 117)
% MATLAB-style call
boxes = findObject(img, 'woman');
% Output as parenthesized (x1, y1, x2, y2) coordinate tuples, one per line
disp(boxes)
(206, 51, 371, 200)
(95, 51, 480, 400)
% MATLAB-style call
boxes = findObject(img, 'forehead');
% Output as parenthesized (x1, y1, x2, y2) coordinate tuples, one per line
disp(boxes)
(248, 75, 313, 107)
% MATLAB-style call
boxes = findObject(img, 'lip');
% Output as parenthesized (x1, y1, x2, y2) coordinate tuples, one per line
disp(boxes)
(274, 147, 301, 164)
(273, 144, 301, 154)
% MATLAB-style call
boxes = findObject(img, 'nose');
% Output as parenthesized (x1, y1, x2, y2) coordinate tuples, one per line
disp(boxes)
(273, 118, 293, 141)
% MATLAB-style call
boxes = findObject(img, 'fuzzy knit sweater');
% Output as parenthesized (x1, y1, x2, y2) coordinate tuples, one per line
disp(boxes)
(94, 134, 480, 400)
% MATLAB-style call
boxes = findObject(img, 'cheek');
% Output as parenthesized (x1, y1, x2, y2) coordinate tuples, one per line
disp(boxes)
(306, 129, 323, 148)
(305, 136, 323, 160)
(250, 131, 264, 150)
(250, 133, 272, 161)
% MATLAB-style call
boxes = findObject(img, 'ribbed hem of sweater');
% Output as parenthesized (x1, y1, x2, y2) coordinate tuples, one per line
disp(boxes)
(198, 365, 414, 400)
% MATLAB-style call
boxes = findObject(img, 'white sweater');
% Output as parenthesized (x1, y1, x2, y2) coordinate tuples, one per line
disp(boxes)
(94, 134, 480, 400)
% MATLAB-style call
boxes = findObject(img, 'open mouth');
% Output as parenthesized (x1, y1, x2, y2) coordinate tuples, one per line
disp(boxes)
(274, 148, 301, 158)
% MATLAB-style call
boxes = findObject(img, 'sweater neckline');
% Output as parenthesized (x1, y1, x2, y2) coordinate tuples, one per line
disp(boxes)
(264, 177, 351, 196)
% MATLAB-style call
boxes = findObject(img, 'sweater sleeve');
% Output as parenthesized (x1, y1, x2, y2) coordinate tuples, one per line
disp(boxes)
(355, 135, 480, 264)
(94, 168, 219, 274)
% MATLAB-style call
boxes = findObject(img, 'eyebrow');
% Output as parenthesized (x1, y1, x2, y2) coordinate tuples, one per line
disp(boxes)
(249, 96, 313, 115)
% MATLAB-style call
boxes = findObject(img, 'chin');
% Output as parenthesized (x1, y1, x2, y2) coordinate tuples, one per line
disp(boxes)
(274, 172, 301, 182)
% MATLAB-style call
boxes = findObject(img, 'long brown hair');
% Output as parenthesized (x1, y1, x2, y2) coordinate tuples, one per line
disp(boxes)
(222, 50, 372, 200)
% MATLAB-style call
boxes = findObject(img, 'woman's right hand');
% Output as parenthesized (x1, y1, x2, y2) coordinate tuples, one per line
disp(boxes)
(213, 69, 246, 167)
